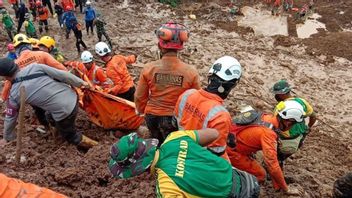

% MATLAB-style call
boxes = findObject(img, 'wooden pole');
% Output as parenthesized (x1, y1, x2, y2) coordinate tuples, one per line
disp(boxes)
(16, 86, 26, 165)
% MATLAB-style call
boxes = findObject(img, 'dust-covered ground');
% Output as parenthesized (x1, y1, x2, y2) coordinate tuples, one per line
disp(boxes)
(1, 0, 352, 197)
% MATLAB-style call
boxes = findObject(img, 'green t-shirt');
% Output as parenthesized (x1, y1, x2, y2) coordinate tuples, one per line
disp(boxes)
(2, 14, 14, 28)
(154, 130, 233, 197)
(25, 20, 36, 34)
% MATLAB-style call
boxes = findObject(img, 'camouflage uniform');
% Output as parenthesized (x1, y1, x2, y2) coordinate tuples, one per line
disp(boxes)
(94, 17, 112, 48)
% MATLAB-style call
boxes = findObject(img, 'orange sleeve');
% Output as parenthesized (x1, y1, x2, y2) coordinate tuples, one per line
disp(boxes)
(261, 129, 288, 191)
(96, 68, 108, 84)
(1, 81, 12, 101)
(107, 61, 124, 95)
(0, 173, 68, 198)
(42, 52, 67, 71)
(134, 67, 150, 114)
(120, 55, 136, 65)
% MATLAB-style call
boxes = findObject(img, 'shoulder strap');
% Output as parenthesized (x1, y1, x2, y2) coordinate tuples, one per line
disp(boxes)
(12, 73, 46, 84)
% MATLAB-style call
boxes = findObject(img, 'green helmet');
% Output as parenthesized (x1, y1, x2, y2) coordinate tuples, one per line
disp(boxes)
(270, 80, 292, 94)
(108, 133, 158, 179)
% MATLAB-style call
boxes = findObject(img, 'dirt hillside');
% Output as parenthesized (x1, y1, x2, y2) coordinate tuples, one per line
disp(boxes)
(0, 0, 351, 197)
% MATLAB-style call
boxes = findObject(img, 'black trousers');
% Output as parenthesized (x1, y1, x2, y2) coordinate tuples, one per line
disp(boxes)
(39, 20, 49, 33)
(75, 0, 85, 13)
(116, 86, 135, 102)
(144, 114, 178, 146)
(75, 37, 87, 52)
(42, 0, 54, 15)
(85, 20, 94, 34)
(33, 103, 82, 145)
(17, 18, 25, 33)
(97, 30, 112, 48)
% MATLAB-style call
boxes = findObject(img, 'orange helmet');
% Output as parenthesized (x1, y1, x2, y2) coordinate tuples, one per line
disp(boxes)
(35, 0, 42, 6)
(155, 22, 189, 50)
(7, 43, 15, 51)
(66, 5, 72, 11)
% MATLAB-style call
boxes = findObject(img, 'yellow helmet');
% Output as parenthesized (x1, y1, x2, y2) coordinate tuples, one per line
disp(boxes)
(13, 33, 31, 47)
(39, 36, 56, 49)
(29, 38, 40, 49)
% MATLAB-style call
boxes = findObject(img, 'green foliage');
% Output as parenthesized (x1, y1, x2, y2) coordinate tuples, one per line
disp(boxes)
(159, 0, 180, 7)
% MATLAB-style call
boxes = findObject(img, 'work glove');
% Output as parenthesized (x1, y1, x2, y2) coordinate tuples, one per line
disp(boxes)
(81, 81, 91, 89)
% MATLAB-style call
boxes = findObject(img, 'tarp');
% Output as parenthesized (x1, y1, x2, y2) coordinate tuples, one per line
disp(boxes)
(80, 89, 144, 130)
(74, 68, 144, 130)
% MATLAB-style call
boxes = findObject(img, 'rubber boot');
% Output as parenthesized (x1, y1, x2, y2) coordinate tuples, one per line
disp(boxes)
(78, 135, 98, 149)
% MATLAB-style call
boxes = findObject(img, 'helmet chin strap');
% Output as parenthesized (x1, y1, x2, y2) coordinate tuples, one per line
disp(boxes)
(206, 77, 233, 99)
(217, 83, 225, 93)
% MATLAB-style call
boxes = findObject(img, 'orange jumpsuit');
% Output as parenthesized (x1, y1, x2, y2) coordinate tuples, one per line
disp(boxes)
(61, 0, 74, 11)
(174, 89, 231, 161)
(135, 54, 200, 116)
(65, 61, 111, 88)
(37, 6, 49, 21)
(1, 50, 67, 101)
(8, 0, 17, 4)
(0, 173, 67, 198)
(86, 63, 112, 88)
(105, 55, 135, 95)
(226, 114, 288, 191)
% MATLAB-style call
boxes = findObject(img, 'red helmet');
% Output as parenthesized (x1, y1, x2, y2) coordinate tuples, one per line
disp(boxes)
(66, 5, 72, 11)
(35, 0, 42, 6)
(156, 22, 189, 50)
(7, 43, 15, 51)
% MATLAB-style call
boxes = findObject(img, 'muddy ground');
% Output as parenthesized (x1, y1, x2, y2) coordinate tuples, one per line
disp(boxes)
(1, 0, 352, 197)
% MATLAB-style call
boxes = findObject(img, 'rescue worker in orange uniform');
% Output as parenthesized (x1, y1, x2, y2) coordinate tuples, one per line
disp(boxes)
(64, 51, 112, 90)
(61, 0, 75, 12)
(1, 34, 67, 101)
(1, 34, 67, 134)
(174, 56, 242, 160)
(0, 173, 68, 197)
(95, 41, 136, 101)
(36, 0, 49, 33)
(227, 100, 305, 194)
(134, 22, 200, 144)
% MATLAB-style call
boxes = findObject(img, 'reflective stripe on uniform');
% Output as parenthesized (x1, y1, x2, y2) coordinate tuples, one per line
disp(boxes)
(208, 146, 226, 154)
(176, 89, 197, 119)
(202, 104, 228, 129)
(176, 89, 197, 130)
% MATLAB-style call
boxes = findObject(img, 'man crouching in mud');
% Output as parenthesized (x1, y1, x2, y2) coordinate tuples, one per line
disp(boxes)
(108, 129, 260, 198)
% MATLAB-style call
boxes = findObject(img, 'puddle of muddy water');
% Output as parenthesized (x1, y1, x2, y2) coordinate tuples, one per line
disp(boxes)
(296, 13, 326, 38)
(238, 6, 288, 36)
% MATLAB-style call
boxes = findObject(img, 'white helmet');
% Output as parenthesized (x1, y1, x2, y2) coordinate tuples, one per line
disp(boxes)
(95, 42, 111, 57)
(86, 0, 91, 6)
(208, 56, 242, 81)
(277, 100, 305, 122)
(81, 50, 93, 63)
